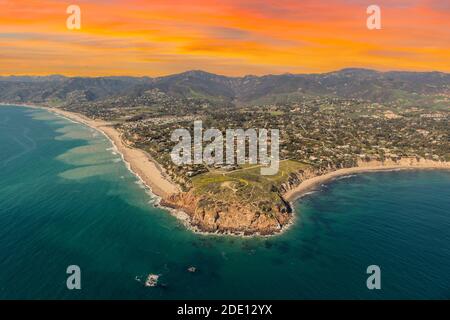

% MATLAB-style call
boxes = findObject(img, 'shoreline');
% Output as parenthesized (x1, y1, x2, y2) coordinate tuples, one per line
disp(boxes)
(13, 104, 181, 199)
(284, 163, 450, 203)
(3, 104, 210, 234)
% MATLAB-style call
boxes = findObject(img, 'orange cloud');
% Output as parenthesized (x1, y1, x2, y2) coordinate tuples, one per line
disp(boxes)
(0, 0, 448, 76)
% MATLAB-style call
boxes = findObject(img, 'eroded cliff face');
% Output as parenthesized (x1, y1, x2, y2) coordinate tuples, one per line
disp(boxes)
(162, 191, 292, 236)
(356, 157, 450, 168)
(161, 167, 324, 236)
(161, 158, 450, 236)
(278, 167, 326, 194)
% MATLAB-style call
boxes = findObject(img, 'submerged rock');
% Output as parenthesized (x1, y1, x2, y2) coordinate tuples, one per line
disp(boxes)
(145, 274, 159, 287)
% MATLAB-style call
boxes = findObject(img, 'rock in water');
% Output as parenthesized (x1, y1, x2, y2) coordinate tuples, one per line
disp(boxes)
(145, 274, 159, 287)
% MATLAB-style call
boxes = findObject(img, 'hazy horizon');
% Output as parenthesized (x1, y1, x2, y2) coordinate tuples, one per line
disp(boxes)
(1, 67, 449, 79)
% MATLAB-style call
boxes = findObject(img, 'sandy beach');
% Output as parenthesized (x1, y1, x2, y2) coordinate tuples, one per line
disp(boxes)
(284, 160, 450, 202)
(12, 104, 181, 199)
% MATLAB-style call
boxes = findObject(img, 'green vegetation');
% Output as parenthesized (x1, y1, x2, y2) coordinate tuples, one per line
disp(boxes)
(191, 160, 309, 214)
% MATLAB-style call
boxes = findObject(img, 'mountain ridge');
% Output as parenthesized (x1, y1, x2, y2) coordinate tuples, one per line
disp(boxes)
(1, 68, 449, 109)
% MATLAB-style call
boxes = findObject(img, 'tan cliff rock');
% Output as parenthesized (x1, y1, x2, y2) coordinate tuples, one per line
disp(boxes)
(161, 191, 292, 236)
(161, 166, 326, 236)
(356, 157, 450, 168)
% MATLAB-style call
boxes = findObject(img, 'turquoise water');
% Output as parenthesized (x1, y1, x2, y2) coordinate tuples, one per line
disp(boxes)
(0, 105, 449, 299)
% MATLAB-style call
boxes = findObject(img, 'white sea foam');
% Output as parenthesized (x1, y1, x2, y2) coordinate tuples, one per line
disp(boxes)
(301, 191, 317, 197)
(135, 180, 147, 189)
(335, 174, 357, 181)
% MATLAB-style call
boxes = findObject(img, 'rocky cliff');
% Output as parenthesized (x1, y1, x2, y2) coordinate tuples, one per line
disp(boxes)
(161, 166, 325, 236)
(160, 157, 450, 236)
(162, 191, 292, 236)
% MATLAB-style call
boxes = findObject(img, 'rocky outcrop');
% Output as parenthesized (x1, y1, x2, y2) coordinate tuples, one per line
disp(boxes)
(162, 157, 450, 236)
(161, 166, 328, 236)
(278, 167, 322, 194)
(162, 191, 292, 236)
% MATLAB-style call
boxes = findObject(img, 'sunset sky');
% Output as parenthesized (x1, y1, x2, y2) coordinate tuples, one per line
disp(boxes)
(1, 0, 449, 76)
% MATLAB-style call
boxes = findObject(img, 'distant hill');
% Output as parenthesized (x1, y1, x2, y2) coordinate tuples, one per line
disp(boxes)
(1, 69, 448, 109)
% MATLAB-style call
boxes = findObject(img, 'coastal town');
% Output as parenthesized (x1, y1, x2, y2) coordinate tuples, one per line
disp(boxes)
(72, 92, 449, 192)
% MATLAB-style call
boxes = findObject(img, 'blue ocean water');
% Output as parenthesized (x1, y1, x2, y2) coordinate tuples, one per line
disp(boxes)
(0, 105, 449, 299)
